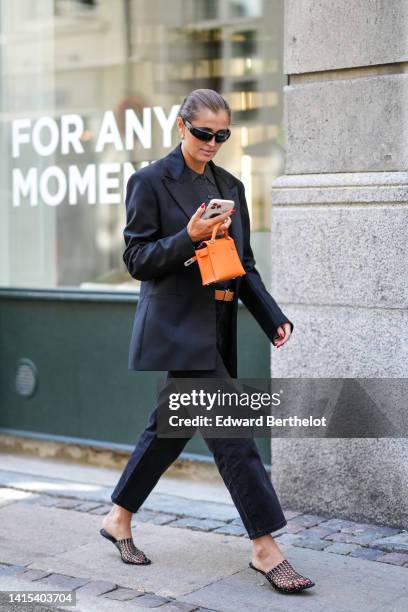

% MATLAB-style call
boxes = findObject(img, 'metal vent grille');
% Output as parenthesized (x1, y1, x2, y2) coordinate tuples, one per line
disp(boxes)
(15, 359, 38, 398)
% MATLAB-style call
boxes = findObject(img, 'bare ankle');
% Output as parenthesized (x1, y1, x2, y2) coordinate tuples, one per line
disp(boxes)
(253, 546, 272, 559)
(252, 534, 273, 552)
(252, 535, 284, 560)
(106, 504, 132, 524)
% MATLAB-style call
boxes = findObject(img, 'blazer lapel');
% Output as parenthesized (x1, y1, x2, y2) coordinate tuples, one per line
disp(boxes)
(162, 174, 200, 219)
(211, 168, 243, 261)
(161, 143, 243, 260)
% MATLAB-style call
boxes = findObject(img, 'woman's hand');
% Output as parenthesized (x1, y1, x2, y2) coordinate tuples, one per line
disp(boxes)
(187, 202, 234, 242)
(272, 323, 292, 348)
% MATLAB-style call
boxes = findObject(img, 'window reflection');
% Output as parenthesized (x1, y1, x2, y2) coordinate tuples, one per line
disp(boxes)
(0, 0, 284, 291)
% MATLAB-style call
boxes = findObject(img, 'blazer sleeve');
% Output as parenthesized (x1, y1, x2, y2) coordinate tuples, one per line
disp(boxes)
(123, 172, 196, 281)
(237, 181, 294, 343)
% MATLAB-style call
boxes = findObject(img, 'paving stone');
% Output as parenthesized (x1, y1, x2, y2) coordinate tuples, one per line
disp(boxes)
(73, 501, 105, 512)
(88, 504, 112, 515)
(13, 494, 40, 505)
(317, 518, 356, 530)
(292, 513, 327, 526)
(21, 569, 53, 581)
(143, 493, 238, 522)
(376, 552, 408, 566)
(370, 532, 408, 553)
(157, 602, 200, 612)
(0, 564, 27, 576)
(284, 522, 312, 534)
(54, 498, 83, 510)
(149, 513, 178, 526)
(131, 593, 171, 607)
(341, 523, 400, 536)
(285, 514, 326, 533)
(349, 532, 397, 546)
(340, 522, 380, 534)
(349, 548, 385, 561)
(132, 509, 159, 522)
(30, 496, 60, 507)
(271, 525, 287, 537)
(324, 542, 361, 555)
(281, 509, 304, 520)
(0, 502, 107, 563)
(212, 524, 247, 537)
(298, 525, 340, 539)
(37, 573, 89, 590)
(76, 579, 118, 596)
(230, 517, 244, 526)
(171, 517, 226, 532)
(133, 510, 177, 526)
(273, 533, 302, 545)
(324, 531, 355, 543)
(363, 526, 402, 537)
(291, 536, 332, 551)
(42, 497, 65, 507)
(103, 587, 145, 601)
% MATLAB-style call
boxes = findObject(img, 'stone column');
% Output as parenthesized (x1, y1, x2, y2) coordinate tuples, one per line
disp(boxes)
(270, 0, 408, 526)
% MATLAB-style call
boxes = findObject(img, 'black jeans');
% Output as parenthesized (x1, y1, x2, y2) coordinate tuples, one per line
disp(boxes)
(111, 300, 287, 539)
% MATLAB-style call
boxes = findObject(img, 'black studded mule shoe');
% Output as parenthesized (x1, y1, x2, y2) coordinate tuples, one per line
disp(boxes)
(249, 558, 315, 594)
(100, 528, 151, 565)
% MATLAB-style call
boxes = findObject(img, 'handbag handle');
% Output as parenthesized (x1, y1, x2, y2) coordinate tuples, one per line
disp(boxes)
(210, 221, 230, 243)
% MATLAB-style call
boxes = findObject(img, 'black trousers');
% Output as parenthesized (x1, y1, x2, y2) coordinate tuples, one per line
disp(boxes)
(111, 300, 287, 539)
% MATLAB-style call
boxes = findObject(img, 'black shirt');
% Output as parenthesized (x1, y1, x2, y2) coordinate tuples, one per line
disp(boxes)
(182, 163, 234, 292)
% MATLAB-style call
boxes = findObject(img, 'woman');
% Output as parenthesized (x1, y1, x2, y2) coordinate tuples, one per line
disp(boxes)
(100, 89, 315, 594)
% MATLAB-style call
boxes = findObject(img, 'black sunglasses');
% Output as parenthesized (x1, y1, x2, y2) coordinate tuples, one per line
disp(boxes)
(183, 118, 231, 143)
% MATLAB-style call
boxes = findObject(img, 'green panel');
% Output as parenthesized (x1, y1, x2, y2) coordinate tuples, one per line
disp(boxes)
(0, 290, 271, 464)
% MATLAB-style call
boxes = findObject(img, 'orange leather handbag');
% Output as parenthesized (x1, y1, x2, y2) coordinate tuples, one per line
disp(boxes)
(184, 222, 246, 286)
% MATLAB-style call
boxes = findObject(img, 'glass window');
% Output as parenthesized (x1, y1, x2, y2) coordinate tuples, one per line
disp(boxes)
(0, 0, 284, 291)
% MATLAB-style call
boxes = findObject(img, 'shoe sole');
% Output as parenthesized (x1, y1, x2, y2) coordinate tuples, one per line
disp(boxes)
(249, 562, 315, 594)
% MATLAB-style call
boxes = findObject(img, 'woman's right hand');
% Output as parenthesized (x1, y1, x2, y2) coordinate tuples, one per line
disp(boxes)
(187, 203, 234, 242)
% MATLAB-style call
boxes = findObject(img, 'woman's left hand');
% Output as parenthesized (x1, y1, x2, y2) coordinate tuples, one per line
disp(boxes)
(272, 322, 292, 348)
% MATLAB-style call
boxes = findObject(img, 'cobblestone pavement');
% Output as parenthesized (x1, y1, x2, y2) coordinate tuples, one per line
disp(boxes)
(0, 460, 407, 611)
(0, 561, 203, 611)
(19, 492, 408, 568)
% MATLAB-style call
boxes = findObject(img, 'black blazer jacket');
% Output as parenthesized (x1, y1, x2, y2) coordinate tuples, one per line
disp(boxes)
(123, 142, 293, 377)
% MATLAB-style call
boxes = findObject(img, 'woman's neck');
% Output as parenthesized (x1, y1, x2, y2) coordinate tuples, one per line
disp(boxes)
(181, 142, 206, 174)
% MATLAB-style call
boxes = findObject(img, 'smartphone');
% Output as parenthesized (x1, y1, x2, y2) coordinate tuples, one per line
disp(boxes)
(201, 198, 235, 220)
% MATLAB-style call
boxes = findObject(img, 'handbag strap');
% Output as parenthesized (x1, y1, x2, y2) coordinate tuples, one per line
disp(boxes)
(210, 221, 230, 243)
(184, 220, 232, 267)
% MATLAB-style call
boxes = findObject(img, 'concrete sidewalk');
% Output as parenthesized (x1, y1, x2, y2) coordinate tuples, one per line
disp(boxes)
(0, 453, 407, 612)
